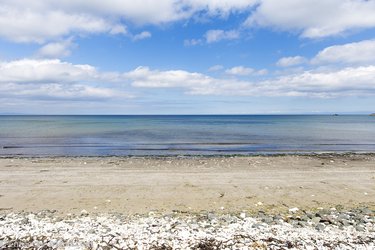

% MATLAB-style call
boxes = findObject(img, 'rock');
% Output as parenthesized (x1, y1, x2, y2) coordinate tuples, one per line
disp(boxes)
(251, 223, 264, 229)
(305, 213, 314, 219)
(261, 217, 273, 224)
(361, 208, 372, 215)
(340, 219, 351, 227)
(80, 209, 89, 216)
(240, 213, 246, 219)
(301, 215, 309, 222)
(315, 223, 325, 231)
(356, 225, 365, 232)
(318, 209, 331, 216)
(289, 207, 299, 213)
(312, 217, 321, 224)
(338, 213, 350, 220)
(21, 218, 30, 224)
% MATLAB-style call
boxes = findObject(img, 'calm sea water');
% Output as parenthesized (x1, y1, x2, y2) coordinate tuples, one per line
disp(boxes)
(0, 115, 375, 156)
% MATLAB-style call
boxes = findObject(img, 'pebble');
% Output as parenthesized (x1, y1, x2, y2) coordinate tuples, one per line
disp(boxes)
(80, 210, 89, 216)
(312, 217, 321, 224)
(0, 208, 373, 249)
(289, 207, 299, 213)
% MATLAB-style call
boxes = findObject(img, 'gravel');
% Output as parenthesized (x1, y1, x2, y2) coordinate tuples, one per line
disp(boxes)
(0, 208, 374, 249)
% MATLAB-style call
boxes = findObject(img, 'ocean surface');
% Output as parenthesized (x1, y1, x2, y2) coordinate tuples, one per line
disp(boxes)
(0, 115, 375, 156)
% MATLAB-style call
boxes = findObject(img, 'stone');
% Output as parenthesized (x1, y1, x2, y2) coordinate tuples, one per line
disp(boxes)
(289, 207, 299, 213)
(251, 223, 264, 229)
(356, 225, 365, 232)
(315, 223, 325, 231)
(80, 209, 89, 216)
(338, 214, 350, 220)
(361, 208, 372, 215)
(312, 217, 321, 224)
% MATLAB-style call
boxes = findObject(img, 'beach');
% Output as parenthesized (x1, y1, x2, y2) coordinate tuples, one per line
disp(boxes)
(1, 154, 374, 214)
(1, 154, 374, 249)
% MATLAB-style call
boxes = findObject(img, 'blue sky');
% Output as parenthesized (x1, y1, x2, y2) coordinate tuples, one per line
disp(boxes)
(1, 0, 375, 114)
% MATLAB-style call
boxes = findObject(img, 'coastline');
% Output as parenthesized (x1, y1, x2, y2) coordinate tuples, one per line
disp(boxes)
(1, 154, 374, 249)
(1, 153, 374, 214)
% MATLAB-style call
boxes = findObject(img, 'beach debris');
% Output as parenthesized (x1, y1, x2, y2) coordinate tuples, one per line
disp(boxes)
(255, 201, 263, 206)
(0, 208, 374, 250)
(288, 207, 299, 213)
(80, 209, 89, 216)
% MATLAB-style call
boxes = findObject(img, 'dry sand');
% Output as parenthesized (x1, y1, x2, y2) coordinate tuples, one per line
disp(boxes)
(0, 154, 374, 215)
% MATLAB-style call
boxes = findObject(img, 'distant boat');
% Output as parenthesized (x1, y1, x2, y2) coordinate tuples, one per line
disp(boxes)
(333, 114, 339, 116)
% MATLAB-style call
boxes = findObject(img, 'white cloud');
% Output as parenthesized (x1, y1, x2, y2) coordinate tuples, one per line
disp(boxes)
(132, 31, 152, 41)
(312, 39, 375, 65)
(0, 5, 117, 43)
(125, 65, 375, 97)
(184, 38, 203, 46)
(208, 65, 224, 72)
(36, 39, 75, 58)
(0, 0, 257, 43)
(0, 59, 129, 100)
(0, 59, 99, 83)
(245, 0, 375, 38)
(225, 66, 268, 76)
(225, 66, 254, 76)
(186, 0, 256, 16)
(205, 29, 240, 43)
(2, 58, 375, 102)
(109, 24, 128, 35)
(276, 56, 306, 67)
(0, 83, 121, 101)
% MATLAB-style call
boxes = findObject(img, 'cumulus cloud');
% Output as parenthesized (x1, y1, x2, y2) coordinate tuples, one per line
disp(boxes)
(2, 58, 375, 103)
(36, 39, 75, 58)
(245, 0, 375, 38)
(0, 0, 256, 43)
(132, 31, 152, 41)
(208, 65, 224, 72)
(0, 83, 121, 101)
(205, 29, 240, 43)
(312, 39, 375, 65)
(184, 38, 203, 46)
(225, 66, 254, 76)
(124, 65, 375, 97)
(2, 0, 374, 44)
(276, 56, 306, 67)
(186, 29, 240, 46)
(0, 59, 129, 100)
(0, 5, 117, 43)
(225, 66, 268, 76)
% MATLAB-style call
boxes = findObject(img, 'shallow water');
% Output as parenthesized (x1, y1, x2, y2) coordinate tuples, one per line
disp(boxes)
(0, 115, 374, 156)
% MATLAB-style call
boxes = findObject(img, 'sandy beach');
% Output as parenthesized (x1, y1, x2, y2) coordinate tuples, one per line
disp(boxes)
(1, 154, 375, 249)
(1, 154, 374, 214)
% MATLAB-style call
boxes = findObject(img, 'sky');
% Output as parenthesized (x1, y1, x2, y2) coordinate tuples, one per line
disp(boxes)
(1, 0, 375, 114)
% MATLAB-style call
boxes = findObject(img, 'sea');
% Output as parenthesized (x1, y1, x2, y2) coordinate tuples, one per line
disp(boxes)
(0, 115, 374, 156)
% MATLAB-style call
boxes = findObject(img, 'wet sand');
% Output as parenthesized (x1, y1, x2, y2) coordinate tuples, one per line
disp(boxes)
(0, 154, 374, 215)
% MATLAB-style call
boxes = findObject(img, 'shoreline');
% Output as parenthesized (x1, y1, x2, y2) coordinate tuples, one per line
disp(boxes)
(2, 151, 375, 158)
(1, 154, 374, 214)
(1, 154, 374, 249)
